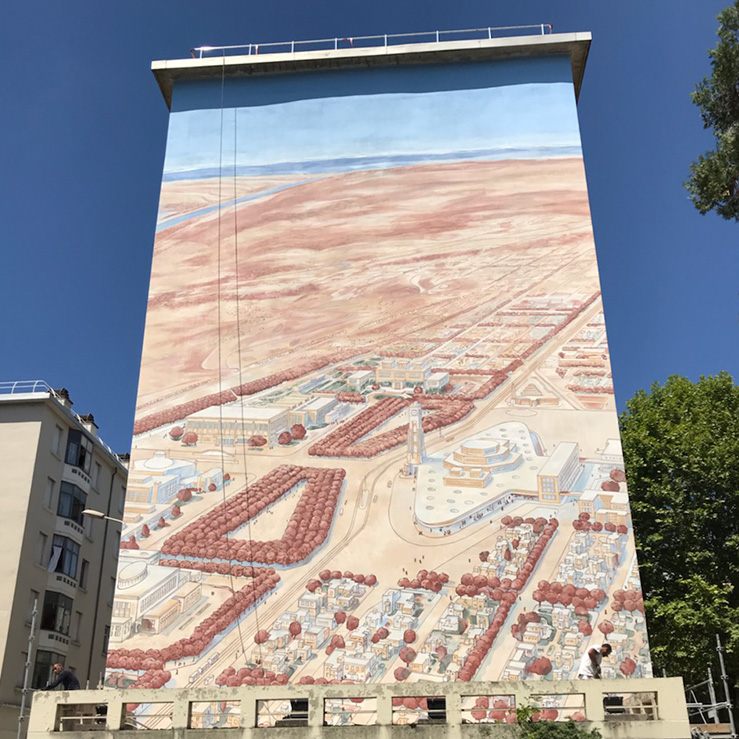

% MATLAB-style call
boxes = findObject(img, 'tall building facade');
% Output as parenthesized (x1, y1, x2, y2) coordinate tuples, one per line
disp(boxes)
(0, 382, 127, 739)
(109, 30, 652, 703)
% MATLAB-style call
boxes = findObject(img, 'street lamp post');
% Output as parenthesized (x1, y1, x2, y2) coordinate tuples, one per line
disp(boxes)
(82, 509, 125, 524)
(81, 467, 122, 686)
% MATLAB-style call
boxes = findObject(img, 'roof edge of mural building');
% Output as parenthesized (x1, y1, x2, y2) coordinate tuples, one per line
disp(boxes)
(151, 32, 592, 109)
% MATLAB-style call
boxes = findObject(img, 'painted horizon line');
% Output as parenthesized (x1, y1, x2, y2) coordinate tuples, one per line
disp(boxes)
(162, 144, 583, 181)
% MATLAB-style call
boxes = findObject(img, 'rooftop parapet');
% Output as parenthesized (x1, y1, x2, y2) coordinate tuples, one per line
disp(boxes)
(151, 28, 591, 109)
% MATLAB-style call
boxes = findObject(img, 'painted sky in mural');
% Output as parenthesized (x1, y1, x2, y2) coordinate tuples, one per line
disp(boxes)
(163, 81, 580, 174)
(109, 57, 651, 715)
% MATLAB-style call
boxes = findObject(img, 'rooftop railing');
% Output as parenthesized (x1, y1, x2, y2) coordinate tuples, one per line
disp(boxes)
(0, 380, 123, 464)
(0, 379, 56, 396)
(191, 24, 554, 59)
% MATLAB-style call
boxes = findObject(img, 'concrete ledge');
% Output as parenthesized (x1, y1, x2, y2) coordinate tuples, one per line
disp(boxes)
(29, 677, 689, 739)
(151, 33, 591, 109)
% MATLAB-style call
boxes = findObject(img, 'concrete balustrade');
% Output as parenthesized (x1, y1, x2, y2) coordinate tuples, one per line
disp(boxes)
(28, 678, 689, 739)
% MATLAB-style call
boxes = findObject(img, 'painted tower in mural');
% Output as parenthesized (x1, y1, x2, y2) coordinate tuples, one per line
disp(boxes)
(405, 403, 425, 477)
(107, 30, 652, 697)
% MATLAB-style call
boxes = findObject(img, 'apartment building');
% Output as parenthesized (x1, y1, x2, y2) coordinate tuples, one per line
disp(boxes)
(0, 381, 127, 739)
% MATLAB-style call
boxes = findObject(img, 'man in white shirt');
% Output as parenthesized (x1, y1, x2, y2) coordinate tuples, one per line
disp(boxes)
(577, 643, 612, 679)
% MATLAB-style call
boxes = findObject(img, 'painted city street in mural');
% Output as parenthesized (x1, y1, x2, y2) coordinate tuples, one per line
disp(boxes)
(108, 59, 651, 707)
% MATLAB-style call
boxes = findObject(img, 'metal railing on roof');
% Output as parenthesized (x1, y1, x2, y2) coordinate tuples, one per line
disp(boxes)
(0, 379, 54, 396)
(191, 24, 553, 59)
(0, 380, 123, 464)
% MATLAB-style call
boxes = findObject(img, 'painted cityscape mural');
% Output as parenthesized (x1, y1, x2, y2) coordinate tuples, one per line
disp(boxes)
(108, 56, 651, 713)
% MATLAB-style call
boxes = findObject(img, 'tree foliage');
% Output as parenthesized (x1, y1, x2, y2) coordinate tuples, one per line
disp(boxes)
(518, 720, 601, 739)
(686, 2, 739, 220)
(619, 372, 739, 685)
(515, 705, 600, 739)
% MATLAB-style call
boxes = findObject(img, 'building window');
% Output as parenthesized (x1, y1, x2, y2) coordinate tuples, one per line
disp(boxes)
(114, 600, 131, 618)
(57, 482, 87, 525)
(540, 478, 555, 493)
(102, 625, 110, 655)
(36, 532, 48, 566)
(51, 535, 80, 579)
(92, 462, 102, 490)
(65, 429, 93, 474)
(32, 650, 66, 690)
(73, 612, 83, 643)
(44, 478, 56, 509)
(80, 559, 90, 590)
(41, 591, 73, 635)
(52, 425, 64, 457)
(83, 512, 94, 539)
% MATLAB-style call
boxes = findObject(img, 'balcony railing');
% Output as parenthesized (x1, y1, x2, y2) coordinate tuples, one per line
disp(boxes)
(191, 24, 554, 59)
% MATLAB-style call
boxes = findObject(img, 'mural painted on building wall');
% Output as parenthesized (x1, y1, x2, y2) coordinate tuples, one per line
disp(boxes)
(108, 58, 651, 705)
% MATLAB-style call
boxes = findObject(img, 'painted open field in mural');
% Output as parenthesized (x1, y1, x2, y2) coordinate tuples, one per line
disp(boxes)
(138, 158, 595, 408)
(110, 64, 651, 708)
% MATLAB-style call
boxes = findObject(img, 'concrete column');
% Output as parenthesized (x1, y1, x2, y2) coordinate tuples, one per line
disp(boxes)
(308, 693, 322, 728)
(172, 694, 190, 729)
(377, 689, 392, 726)
(105, 695, 125, 731)
(240, 693, 257, 729)
(583, 681, 605, 722)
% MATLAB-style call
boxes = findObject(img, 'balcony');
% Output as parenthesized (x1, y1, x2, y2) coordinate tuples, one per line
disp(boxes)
(28, 678, 689, 738)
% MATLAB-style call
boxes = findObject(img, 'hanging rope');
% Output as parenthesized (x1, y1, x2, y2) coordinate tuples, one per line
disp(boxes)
(231, 99, 266, 663)
(215, 53, 251, 666)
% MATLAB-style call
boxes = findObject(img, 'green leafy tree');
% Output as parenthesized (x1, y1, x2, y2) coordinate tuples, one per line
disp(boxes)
(619, 372, 739, 685)
(515, 705, 601, 739)
(686, 2, 739, 220)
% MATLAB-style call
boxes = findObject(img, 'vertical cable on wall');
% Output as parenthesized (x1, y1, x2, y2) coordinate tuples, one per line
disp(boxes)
(215, 53, 252, 666)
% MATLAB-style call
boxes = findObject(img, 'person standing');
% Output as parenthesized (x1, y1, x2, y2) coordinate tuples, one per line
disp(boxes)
(42, 663, 81, 691)
(577, 643, 612, 679)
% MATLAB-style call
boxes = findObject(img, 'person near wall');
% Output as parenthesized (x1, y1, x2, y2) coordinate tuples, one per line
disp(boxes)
(42, 663, 81, 690)
(577, 643, 612, 679)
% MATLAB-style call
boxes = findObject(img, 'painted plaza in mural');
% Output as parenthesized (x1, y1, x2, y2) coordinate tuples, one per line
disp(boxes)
(107, 39, 651, 712)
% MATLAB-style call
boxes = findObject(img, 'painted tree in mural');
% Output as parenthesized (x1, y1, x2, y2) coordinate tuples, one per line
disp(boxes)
(620, 372, 739, 685)
(686, 1, 739, 220)
(620, 657, 637, 677)
(527, 657, 553, 676)
(160, 465, 344, 566)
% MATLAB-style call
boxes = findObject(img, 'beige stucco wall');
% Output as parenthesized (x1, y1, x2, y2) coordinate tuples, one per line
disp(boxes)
(0, 394, 127, 739)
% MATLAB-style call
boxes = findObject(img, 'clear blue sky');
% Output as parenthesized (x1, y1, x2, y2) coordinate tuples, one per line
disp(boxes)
(1, 1, 736, 452)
